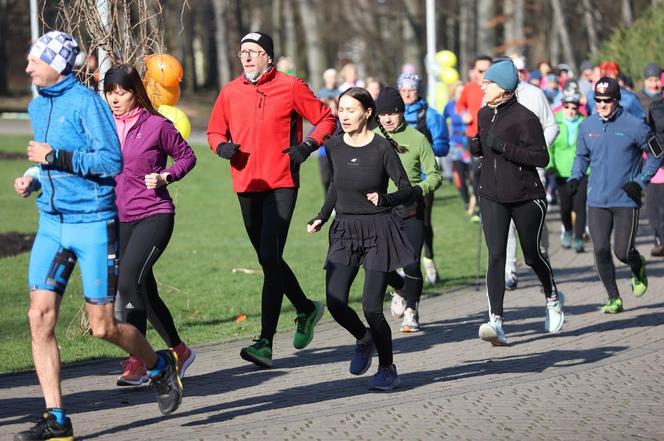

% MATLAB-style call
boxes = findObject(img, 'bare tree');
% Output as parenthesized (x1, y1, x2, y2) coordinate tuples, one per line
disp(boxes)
(550, 0, 576, 70)
(282, 0, 298, 68)
(504, 0, 525, 55)
(477, 0, 495, 55)
(582, 0, 599, 56)
(212, 0, 231, 87)
(296, 0, 324, 89)
(622, 0, 633, 25)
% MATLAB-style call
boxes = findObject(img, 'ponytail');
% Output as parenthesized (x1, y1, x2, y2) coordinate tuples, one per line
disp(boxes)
(375, 115, 408, 154)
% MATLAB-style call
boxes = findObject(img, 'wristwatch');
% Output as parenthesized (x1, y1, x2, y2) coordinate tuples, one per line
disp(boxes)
(164, 173, 174, 184)
(45, 150, 55, 165)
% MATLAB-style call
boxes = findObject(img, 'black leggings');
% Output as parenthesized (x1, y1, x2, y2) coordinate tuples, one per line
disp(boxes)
(556, 176, 588, 240)
(452, 160, 471, 205)
(587, 207, 644, 299)
(118, 213, 181, 347)
(646, 183, 664, 245)
(387, 207, 424, 309)
(237, 188, 314, 341)
(326, 261, 393, 367)
(422, 192, 435, 259)
(480, 197, 557, 318)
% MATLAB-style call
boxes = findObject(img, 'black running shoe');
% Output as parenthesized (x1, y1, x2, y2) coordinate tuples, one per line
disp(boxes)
(14, 412, 74, 441)
(149, 349, 183, 415)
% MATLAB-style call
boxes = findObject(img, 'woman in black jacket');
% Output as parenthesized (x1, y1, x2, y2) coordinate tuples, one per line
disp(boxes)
(470, 59, 564, 346)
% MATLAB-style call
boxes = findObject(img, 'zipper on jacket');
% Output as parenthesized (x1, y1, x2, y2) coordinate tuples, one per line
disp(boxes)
(44, 97, 62, 222)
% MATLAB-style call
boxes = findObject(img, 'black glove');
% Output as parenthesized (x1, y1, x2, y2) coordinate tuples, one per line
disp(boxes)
(282, 139, 318, 165)
(216, 142, 240, 159)
(567, 178, 580, 196)
(412, 185, 424, 198)
(469, 136, 482, 157)
(486, 131, 511, 154)
(622, 181, 642, 204)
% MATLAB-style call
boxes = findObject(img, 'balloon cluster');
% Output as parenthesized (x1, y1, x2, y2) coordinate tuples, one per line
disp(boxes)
(144, 54, 191, 139)
(435, 50, 459, 84)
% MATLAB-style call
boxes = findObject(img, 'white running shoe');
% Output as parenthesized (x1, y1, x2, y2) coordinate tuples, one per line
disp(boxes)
(390, 291, 406, 319)
(421, 257, 440, 284)
(479, 315, 507, 346)
(400, 307, 420, 332)
(544, 291, 565, 333)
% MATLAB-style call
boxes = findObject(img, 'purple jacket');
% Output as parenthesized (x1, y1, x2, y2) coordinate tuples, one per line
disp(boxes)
(115, 109, 196, 222)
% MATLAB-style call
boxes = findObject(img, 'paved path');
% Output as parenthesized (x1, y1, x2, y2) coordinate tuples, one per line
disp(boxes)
(2, 211, 664, 441)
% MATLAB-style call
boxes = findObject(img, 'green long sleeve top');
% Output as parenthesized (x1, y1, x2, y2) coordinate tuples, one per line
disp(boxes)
(548, 111, 586, 178)
(374, 122, 442, 195)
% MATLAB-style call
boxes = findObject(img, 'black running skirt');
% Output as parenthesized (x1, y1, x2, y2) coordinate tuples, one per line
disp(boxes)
(326, 212, 416, 272)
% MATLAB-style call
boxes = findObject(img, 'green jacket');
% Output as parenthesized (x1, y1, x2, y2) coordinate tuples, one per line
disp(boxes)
(548, 111, 586, 178)
(374, 122, 442, 195)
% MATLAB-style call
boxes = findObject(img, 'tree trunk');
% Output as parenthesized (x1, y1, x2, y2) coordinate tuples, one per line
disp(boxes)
(282, 0, 298, 69)
(476, 0, 495, 56)
(622, 0, 633, 25)
(211, 0, 232, 87)
(402, 0, 425, 75)
(550, 0, 576, 71)
(271, 0, 282, 57)
(581, 0, 598, 57)
(0, 0, 9, 94)
(459, 0, 472, 80)
(296, 0, 324, 88)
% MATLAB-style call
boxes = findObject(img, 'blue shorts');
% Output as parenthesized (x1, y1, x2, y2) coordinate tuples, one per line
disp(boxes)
(29, 215, 118, 305)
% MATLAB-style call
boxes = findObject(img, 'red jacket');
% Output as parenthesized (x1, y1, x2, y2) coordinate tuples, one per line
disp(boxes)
(207, 68, 336, 192)
(456, 81, 484, 137)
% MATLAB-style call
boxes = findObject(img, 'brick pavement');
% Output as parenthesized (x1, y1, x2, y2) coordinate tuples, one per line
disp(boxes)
(1, 212, 664, 441)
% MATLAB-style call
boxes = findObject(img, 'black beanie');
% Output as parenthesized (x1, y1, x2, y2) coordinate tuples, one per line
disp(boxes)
(376, 87, 405, 114)
(240, 32, 274, 60)
(594, 76, 621, 101)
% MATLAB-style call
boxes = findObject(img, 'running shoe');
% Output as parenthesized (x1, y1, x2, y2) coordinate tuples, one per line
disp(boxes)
(349, 331, 375, 375)
(631, 256, 648, 297)
(400, 307, 420, 333)
(573, 239, 585, 253)
(390, 290, 406, 319)
(651, 244, 664, 257)
(421, 256, 440, 284)
(116, 355, 149, 387)
(14, 412, 74, 441)
(544, 291, 565, 333)
(149, 349, 183, 415)
(505, 272, 518, 291)
(479, 315, 507, 346)
(560, 230, 573, 249)
(602, 297, 624, 314)
(369, 364, 400, 391)
(240, 338, 273, 368)
(171, 342, 196, 379)
(293, 300, 325, 349)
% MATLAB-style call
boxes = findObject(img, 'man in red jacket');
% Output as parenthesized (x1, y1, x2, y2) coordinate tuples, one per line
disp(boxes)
(207, 32, 336, 368)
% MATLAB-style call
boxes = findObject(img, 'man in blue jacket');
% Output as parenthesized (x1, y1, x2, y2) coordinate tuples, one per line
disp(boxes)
(569, 77, 662, 314)
(398, 72, 449, 284)
(12, 31, 183, 441)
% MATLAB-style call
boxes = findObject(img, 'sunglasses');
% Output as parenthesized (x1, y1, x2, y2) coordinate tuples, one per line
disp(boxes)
(564, 105, 578, 110)
(594, 97, 614, 104)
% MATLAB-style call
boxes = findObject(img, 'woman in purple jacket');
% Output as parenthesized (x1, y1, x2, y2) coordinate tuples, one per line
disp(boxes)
(104, 64, 197, 386)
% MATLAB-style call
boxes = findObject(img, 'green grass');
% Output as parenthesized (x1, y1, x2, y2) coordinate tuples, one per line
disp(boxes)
(0, 134, 486, 373)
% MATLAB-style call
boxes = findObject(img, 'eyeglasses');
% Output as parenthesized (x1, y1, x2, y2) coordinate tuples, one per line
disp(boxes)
(594, 97, 614, 104)
(237, 49, 266, 59)
(564, 105, 578, 110)
(477, 69, 486, 74)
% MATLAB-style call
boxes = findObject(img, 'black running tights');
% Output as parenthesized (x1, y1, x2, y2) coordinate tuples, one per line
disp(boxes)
(556, 176, 587, 240)
(386, 212, 424, 309)
(326, 261, 393, 367)
(480, 197, 557, 318)
(238, 188, 314, 341)
(422, 192, 435, 259)
(118, 213, 181, 347)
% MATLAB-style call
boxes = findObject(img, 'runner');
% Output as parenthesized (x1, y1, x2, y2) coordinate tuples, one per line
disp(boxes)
(470, 59, 565, 346)
(207, 32, 335, 367)
(104, 64, 197, 386)
(569, 77, 662, 313)
(398, 72, 450, 284)
(374, 87, 442, 332)
(13, 31, 183, 441)
(646, 96, 664, 257)
(307, 87, 414, 391)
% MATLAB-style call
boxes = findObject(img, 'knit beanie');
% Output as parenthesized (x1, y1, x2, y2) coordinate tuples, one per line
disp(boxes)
(594, 76, 621, 100)
(484, 60, 518, 92)
(240, 32, 274, 59)
(375, 87, 405, 114)
(644, 63, 663, 80)
(29, 31, 80, 75)
(397, 72, 421, 91)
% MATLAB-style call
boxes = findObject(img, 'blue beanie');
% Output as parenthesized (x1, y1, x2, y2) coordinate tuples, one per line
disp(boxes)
(484, 60, 519, 92)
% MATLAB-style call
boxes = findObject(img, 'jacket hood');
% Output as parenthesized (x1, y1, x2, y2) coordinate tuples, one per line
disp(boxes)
(38, 74, 78, 98)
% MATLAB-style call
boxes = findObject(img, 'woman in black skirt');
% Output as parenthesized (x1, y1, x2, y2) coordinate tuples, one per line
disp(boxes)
(307, 87, 415, 391)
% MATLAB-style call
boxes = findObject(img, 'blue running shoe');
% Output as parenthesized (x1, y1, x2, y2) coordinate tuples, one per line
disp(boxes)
(349, 331, 374, 375)
(369, 364, 400, 391)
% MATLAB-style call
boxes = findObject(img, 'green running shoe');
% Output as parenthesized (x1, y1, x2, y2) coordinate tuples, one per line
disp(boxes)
(240, 338, 273, 368)
(602, 297, 623, 314)
(631, 256, 648, 297)
(293, 300, 325, 349)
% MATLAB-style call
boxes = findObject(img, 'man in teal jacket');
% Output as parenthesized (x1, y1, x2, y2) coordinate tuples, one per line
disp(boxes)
(12, 31, 183, 441)
(569, 77, 662, 314)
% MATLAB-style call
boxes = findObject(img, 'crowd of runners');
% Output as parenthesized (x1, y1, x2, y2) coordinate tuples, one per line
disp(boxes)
(11, 30, 663, 441)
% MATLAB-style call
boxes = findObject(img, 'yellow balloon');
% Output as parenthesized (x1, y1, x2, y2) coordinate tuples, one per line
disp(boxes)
(440, 67, 459, 85)
(158, 105, 191, 140)
(435, 50, 457, 68)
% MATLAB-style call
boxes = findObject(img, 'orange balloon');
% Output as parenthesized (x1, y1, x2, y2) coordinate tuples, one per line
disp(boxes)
(144, 78, 181, 107)
(144, 53, 183, 87)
